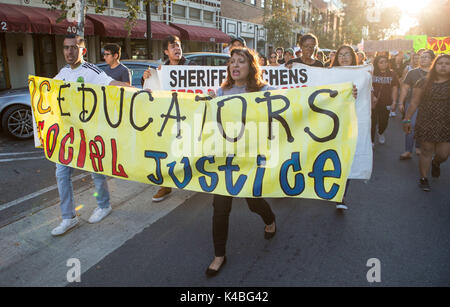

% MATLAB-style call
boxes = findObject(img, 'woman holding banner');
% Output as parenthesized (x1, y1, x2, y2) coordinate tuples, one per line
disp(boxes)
(403, 54, 450, 192)
(286, 33, 324, 68)
(329, 45, 358, 211)
(205, 47, 277, 278)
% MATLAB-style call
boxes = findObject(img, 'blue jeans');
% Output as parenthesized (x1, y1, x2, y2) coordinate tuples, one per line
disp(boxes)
(404, 103, 419, 153)
(55, 164, 110, 219)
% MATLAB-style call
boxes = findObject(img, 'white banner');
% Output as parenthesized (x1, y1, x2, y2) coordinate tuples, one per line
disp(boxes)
(145, 64, 374, 180)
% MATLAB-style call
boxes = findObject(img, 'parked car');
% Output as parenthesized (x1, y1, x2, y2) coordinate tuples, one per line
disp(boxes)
(96, 60, 161, 88)
(0, 87, 34, 139)
(183, 52, 230, 66)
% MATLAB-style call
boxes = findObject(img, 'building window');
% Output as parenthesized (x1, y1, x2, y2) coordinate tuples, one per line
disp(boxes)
(261, 0, 265, 8)
(250, 0, 256, 5)
(203, 10, 214, 22)
(113, 0, 127, 9)
(189, 7, 201, 20)
(151, 3, 158, 14)
(112, 0, 139, 10)
(173, 4, 186, 18)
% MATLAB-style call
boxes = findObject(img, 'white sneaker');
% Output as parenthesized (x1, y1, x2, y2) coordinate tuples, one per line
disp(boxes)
(51, 217, 79, 236)
(336, 203, 348, 210)
(389, 111, 397, 117)
(88, 206, 112, 224)
(378, 133, 385, 144)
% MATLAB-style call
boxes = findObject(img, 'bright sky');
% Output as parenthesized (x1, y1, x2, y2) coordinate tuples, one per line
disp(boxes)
(378, 0, 433, 35)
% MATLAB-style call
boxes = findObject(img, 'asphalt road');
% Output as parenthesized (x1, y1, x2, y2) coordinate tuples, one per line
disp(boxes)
(71, 116, 450, 287)
(0, 132, 92, 227)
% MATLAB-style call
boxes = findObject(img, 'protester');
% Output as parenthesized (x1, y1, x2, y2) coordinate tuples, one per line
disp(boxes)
(283, 48, 295, 66)
(330, 44, 358, 211)
(356, 51, 366, 65)
(205, 47, 277, 277)
(258, 54, 268, 66)
(286, 33, 324, 67)
(403, 54, 450, 191)
(371, 54, 399, 146)
(230, 37, 246, 51)
(141, 35, 196, 202)
(315, 50, 325, 64)
(402, 52, 420, 78)
(102, 43, 131, 85)
(268, 51, 280, 66)
(391, 52, 406, 81)
(51, 34, 132, 236)
(276, 47, 285, 65)
(325, 50, 336, 67)
(331, 45, 357, 67)
(398, 49, 434, 160)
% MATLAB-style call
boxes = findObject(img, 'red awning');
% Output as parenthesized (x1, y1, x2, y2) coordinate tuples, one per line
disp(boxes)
(0, 3, 94, 35)
(169, 23, 230, 44)
(86, 14, 180, 40)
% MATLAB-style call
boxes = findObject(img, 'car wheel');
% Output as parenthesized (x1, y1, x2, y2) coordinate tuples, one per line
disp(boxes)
(1, 105, 34, 139)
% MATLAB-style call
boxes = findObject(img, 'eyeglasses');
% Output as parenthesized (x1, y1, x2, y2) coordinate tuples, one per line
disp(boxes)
(270, 56, 277, 58)
(63, 45, 83, 51)
(103, 52, 112, 57)
(301, 44, 315, 50)
(338, 53, 352, 58)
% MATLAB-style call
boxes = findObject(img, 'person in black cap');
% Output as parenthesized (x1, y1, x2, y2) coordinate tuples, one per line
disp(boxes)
(229, 37, 246, 52)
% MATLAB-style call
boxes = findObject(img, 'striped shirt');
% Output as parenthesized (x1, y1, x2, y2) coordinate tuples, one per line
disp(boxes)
(54, 61, 113, 85)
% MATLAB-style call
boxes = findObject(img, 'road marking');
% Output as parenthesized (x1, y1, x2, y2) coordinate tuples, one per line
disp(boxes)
(0, 151, 43, 156)
(0, 156, 45, 162)
(0, 173, 90, 211)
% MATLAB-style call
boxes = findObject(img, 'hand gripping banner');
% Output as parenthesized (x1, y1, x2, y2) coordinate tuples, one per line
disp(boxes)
(29, 76, 357, 202)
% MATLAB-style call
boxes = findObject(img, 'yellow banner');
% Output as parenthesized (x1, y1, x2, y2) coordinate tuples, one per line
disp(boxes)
(29, 76, 357, 202)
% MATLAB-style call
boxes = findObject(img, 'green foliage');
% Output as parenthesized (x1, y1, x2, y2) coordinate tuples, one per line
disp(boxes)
(42, 0, 168, 35)
(341, 0, 401, 44)
(263, 0, 296, 48)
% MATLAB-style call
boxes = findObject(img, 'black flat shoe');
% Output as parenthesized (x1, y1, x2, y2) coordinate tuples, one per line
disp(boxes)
(264, 220, 276, 240)
(205, 256, 227, 278)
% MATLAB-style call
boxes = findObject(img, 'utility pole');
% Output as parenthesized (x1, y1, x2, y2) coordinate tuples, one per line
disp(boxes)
(66, 0, 86, 37)
(146, 1, 153, 59)
(77, 0, 86, 37)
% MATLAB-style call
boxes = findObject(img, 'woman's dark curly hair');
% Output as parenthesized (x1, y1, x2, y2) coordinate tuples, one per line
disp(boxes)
(221, 47, 268, 93)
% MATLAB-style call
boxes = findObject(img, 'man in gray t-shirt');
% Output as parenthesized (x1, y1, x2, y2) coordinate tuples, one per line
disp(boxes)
(102, 43, 131, 85)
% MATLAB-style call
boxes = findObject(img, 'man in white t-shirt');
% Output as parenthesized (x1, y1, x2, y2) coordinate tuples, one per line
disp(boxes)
(51, 34, 132, 236)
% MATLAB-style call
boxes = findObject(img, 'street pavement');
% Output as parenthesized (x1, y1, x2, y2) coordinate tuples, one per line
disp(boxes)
(0, 116, 449, 287)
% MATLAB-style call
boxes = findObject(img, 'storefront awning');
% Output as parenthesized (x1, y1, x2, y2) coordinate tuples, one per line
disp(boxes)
(0, 3, 94, 35)
(86, 14, 180, 40)
(169, 23, 231, 44)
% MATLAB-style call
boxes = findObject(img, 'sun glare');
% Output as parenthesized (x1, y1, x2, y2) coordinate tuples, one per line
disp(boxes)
(378, 0, 433, 35)
(390, 0, 432, 14)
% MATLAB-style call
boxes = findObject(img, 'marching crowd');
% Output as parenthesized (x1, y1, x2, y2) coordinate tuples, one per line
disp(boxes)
(47, 32, 449, 277)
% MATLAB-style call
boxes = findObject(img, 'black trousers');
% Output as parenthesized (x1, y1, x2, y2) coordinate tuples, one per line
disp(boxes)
(371, 104, 390, 142)
(212, 195, 275, 257)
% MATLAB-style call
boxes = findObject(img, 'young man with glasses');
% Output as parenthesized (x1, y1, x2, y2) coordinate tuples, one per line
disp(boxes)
(141, 35, 196, 202)
(102, 43, 131, 85)
(51, 34, 132, 236)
